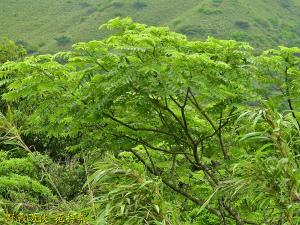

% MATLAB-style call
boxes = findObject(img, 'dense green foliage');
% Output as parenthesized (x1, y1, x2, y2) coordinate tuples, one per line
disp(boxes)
(1, 0, 300, 53)
(1, 18, 300, 224)
(0, 38, 26, 64)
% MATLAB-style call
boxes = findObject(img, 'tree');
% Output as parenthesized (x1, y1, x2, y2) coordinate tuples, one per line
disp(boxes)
(1, 18, 300, 224)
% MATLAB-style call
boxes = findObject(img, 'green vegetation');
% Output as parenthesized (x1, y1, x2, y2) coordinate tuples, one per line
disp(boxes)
(0, 17, 300, 224)
(1, 0, 300, 53)
(0, 38, 26, 64)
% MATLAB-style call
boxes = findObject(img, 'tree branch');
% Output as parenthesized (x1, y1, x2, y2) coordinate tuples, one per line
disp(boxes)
(188, 90, 229, 160)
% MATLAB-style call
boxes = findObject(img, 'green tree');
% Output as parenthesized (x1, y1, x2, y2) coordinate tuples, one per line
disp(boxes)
(1, 18, 300, 224)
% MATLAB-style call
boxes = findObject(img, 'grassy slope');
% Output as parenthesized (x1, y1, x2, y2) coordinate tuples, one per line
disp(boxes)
(0, 0, 300, 53)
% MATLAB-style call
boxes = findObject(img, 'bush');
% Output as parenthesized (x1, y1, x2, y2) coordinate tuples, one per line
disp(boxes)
(38, 42, 46, 48)
(85, 7, 97, 15)
(279, 0, 292, 8)
(172, 19, 182, 26)
(0, 152, 56, 210)
(198, 7, 222, 15)
(0, 39, 26, 64)
(16, 40, 38, 55)
(268, 17, 279, 27)
(178, 25, 205, 36)
(132, 1, 147, 9)
(231, 31, 249, 41)
(54, 35, 72, 46)
(254, 18, 270, 28)
(79, 2, 91, 8)
(235, 20, 250, 29)
(212, 0, 223, 5)
(111, 0, 124, 8)
(45, 160, 85, 200)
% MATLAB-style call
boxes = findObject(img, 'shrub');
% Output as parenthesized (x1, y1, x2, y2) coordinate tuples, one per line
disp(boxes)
(212, 0, 223, 5)
(111, 0, 124, 8)
(54, 35, 72, 46)
(235, 20, 250, 29)
(45, 160, 85, 200)
(0, 152, 56, 210)
(132, 1, 147, 9)
(79, 2, 91, 8)
(178, 25, 205, 36)
(198, 7, 222, 15)
(0, 174, 56, 203)
(231, 31, 249, 41)
(268, 17, 279, 27)
(13, 40, 38, 55)
(38, 42, 46, 48)
(254, 18, 270, 28)
(0, 39, 26, 64)
(172, 19, 182, 26)
(85, 7, 97, 15)
(80, 16, 87, 23)
(279, 0, 292, 8)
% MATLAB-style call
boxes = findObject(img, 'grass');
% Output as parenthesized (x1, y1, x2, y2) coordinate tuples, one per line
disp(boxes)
(0, 0, 300, 53)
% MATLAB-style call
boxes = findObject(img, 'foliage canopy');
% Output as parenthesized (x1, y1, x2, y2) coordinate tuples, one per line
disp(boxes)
(1, 18, 300, 224)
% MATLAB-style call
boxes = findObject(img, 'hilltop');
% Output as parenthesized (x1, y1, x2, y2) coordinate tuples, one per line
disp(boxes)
(0, 0, 300, 53)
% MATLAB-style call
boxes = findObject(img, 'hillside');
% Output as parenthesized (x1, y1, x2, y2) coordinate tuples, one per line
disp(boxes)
(1, 0, 300, 53)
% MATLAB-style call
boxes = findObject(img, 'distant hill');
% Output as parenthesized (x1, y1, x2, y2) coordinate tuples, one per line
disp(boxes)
(1, 0, 300, 53)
